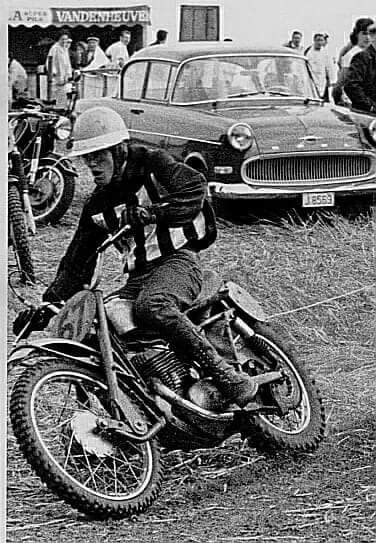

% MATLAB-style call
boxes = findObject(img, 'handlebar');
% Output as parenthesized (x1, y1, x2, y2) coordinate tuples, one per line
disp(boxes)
(96, 224, 132, 254)
(95, 203, 169, 255)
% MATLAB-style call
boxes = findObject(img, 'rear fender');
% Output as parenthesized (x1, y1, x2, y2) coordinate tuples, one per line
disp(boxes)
(8, 337, 101, 371)
(40, 154, 78, 177)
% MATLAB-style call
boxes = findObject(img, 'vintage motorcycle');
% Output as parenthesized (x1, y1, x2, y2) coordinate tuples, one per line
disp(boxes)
(11, 98, 77, 225)
(8, 114, 35, 283)
(9, 222, 326, 519)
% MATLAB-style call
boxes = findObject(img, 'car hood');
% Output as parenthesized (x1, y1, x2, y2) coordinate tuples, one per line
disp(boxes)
(213, 103, 363, 154)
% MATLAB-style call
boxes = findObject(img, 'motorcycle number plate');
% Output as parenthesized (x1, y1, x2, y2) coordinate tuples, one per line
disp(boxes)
(50, 290, 96, 342)
(226, 281, 266, 321)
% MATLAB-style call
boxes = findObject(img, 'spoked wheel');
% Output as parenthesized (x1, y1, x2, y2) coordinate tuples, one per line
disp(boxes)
(10, 357, 164, 519)
(28, 163, 75, 224)
(231, 321, 326, 453)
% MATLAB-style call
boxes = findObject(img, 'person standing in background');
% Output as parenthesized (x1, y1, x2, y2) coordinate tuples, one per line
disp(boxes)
(106, 29, 131, 67)
(344, 21, 376, 113)
(83, 37, 110, 70)
(305, 33, 336, 100)
(149, 29, 168, 46)
(333, 18, 374, 105)
(70, 41, 89, 70)
(46, 31, 72, 107)
(8, 54, 28, 106)
(283, 31, 304, 55)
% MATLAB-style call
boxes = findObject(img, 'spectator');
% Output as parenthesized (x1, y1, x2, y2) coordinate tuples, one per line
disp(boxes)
(83, 37, 110, 70)
(70, 41, 89, 70)
(333, 18, 374, 105)
(344, 21, 376, 113)
(149, 29, 168, 46)
(283, 31, 304, 54)
(106, 29, 130, 67)
(337, 42, 353, 70)
(8, 54, 28, 106)
(46, 31, 73, 107)
(305, 33, 336, 100)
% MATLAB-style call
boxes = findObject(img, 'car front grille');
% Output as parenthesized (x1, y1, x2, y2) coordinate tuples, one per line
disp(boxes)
(242, 154, 374, 186)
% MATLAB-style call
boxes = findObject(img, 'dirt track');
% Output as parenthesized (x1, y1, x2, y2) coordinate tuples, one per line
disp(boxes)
(7, 169, 376, 542)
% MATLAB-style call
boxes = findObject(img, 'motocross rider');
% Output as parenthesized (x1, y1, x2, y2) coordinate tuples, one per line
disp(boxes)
(14, 106, 258, 407)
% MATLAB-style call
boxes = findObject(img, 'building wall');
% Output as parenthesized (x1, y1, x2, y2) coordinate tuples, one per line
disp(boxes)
(8, 0, 225, 49)
(146, 0, 225, 43)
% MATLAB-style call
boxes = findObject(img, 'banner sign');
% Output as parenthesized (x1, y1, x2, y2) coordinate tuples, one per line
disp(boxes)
(9, 5, 151, 27)
(8, 8, 52, 26)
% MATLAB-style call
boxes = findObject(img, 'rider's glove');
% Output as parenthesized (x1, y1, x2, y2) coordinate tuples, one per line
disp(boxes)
(127, 205, 156, 228)
(13, 304, 60, 336)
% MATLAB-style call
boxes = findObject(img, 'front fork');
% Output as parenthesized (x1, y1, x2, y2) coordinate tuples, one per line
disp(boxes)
(93, 288, 157, 437)
(94, 288, 122, 419)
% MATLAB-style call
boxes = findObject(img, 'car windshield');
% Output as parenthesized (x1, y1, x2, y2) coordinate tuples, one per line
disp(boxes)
(172, 55, 318, 103)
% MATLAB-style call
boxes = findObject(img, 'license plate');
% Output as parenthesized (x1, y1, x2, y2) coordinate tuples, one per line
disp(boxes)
(302, 192, 335, 207)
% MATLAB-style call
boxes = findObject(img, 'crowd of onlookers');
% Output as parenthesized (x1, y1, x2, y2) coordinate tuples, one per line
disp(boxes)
(8, 18, 376, 114)
(8, 28, 168, 107)
(282, 18, 376, 112)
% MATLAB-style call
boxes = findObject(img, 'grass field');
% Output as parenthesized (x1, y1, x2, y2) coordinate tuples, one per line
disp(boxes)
(7, 165, 376, 542)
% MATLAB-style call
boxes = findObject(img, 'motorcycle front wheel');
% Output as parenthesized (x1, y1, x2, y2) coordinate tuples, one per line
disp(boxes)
(10, 356, 164, 519)
(232, 320, 326, 453)
(8, 184, 35, 283)
(28, 161, 75, 224)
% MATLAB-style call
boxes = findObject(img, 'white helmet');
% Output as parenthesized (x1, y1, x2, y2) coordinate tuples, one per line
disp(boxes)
(68, 106, 129, 157)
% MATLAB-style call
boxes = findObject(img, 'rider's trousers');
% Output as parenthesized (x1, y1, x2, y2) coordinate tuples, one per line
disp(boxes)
(112, 248, 218, 360)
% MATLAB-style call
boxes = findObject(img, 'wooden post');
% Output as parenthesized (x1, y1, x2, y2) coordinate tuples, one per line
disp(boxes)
(46, 55, 53, 101)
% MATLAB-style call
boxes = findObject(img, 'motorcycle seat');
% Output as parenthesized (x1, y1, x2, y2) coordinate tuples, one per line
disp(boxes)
(106, 270, 221, 341)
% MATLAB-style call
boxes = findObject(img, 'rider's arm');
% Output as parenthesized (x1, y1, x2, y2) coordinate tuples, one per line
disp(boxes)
(42, 191, 109, 303)
(146, 149, 207, 227)
(344, 52, 376, 112)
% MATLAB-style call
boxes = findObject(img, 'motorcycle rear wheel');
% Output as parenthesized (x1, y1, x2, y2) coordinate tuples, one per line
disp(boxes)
(10, 356, 164, 519)
(28, 162, 75, 224)
(232, 320, 326, 453)
(8, 184, 35, 283)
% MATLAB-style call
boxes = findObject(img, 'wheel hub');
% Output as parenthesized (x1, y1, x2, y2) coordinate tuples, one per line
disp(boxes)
(70, 411, 116, 457)
(30, 177, 55, 205)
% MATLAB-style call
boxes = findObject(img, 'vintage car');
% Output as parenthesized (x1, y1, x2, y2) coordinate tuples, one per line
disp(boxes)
(75, 42, 376, 211)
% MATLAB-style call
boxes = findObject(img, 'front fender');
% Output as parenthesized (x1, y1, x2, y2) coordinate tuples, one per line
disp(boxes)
(41, 153, 78, 177)
(8, 337, 101, 371)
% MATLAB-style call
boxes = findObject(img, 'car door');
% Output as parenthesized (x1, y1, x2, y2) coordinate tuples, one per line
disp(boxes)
(121, 60, 176, 149)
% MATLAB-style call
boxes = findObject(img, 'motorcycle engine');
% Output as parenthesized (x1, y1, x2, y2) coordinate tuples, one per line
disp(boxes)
(132, 347, 190, 395)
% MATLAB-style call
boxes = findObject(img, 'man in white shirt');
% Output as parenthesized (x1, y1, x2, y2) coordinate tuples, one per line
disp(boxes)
(106, 30, 130, 68)
(46, 31, 72, 107)
(8, 55, 28, 106)
(306, 33, 336, 99)
(84, 37, 110, 70)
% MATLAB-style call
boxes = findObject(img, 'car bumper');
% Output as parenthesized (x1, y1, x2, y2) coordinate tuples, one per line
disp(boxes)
(208, 180, 376, 201)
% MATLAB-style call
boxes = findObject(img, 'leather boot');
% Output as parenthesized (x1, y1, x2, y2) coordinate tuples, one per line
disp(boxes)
(196, 347, 258, 407)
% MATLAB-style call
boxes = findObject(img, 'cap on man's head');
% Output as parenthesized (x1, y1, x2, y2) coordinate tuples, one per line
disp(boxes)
(87, 36, 100, 43)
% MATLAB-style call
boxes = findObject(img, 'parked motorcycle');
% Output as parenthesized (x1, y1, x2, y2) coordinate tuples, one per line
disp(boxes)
(9, 222, 326, 519)
(11, 102, 77, 225)
(8, 115, 35, 283)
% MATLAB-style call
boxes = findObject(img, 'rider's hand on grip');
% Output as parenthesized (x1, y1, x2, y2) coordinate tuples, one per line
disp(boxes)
(123, 205, 157, 228)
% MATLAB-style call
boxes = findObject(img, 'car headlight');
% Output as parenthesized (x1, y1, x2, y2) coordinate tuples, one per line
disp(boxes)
(368, 119, 376, 144)
(55, 116, 72, 141)
(227, 123, 254, 151)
